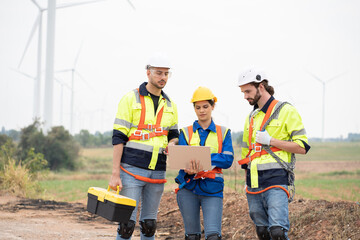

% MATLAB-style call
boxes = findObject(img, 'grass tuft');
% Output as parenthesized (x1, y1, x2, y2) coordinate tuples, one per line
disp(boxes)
(0, 158, 42, 198)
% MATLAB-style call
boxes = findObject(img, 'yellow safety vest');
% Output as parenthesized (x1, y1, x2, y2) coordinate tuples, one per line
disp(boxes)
(241, 101, 308, 188)
(114, 88, 178, 170)
(182, 125, 229, 154)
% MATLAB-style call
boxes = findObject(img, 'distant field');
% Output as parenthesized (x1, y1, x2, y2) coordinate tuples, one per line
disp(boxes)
(39, 142, 360, 202)
(296, 141, 360, 161)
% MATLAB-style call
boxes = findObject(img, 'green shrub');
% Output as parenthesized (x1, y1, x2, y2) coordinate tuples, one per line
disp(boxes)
(44, 126, 80, 170)
(17, 120, 79, 171)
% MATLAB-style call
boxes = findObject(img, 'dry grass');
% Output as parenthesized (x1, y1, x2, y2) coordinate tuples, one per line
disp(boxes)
(0, 159, 41, 198)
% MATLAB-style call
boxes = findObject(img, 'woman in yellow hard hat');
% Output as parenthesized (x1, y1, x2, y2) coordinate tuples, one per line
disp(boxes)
(175, 87, 234, 240)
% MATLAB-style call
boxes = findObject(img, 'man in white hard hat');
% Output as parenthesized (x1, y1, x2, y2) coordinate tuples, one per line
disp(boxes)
(237, 68, 310, 240)
(109, 53, 179, 240)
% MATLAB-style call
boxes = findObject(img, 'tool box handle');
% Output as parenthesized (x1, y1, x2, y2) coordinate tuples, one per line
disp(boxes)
(107, 185, 120, 195)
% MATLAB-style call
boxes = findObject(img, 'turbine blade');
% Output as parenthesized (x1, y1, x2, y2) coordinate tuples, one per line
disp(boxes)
(54, 77, 72, 90)
(18, 13, 40, 69)
(30, 0, 43, 10)
(74, 41, 84, 69)
(54, 77, 63, 84)
(327, 71, 347, 83)
(304, 69, 324, 83)
(126, 0, 136, 10)
(56, 0, 106, 10)
(11, 68, 35, 79)
(75, 71, 94, 91)
(55, 69, 72, 73)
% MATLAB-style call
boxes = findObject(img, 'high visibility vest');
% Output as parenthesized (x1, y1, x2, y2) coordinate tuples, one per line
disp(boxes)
(113, 88, 178, 170)
(240, 99, 308, 189)
(182, 124, 229, 179)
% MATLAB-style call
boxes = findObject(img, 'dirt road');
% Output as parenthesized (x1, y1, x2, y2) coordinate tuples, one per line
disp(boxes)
(1, 191, 359, 240)
(1, 160, 359, 239)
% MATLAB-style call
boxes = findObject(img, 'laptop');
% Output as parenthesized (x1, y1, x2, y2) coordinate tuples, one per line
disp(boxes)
(167, 145, 212, 170)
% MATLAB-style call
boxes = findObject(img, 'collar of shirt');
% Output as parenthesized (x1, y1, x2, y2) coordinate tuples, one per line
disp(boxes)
(253, 96, 275, 113)
(192, 120, 217, 133)
(139, 82, 170, 102)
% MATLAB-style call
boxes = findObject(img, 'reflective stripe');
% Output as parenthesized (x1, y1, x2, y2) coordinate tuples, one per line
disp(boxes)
(250, 160, 259, 188)
(166, 99, 172, 108)
(223, 151, 233, 156)
(133, 89, 141, 103)
(291, 128, 306, 138)
(169, 124, 178, 130)
(129, 125, 171, 132)
(148, 145, 160, 170)
(215, 173, 223, 178)
(125, 141, 166, 153)
(114, 118, 132, 129)
(182, 127, 191, 144)
(248, 162, 283, 171)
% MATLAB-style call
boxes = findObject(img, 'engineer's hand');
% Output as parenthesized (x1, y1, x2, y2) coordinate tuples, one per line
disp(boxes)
(184, 159, 203, 175)
(109, 173, 122, 191)
(256, 130, 272, 145)
(163, 141, 176, 155)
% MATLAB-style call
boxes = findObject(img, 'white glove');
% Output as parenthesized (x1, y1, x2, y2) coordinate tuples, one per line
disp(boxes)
(256, 130, 272, 145)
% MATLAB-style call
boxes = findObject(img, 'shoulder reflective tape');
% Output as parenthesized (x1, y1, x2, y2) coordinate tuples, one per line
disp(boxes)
(220, 126, 228, 139)
(166, 99, 172, 108)
(182, 126, 191, 144)
(133, 89, 141, 104)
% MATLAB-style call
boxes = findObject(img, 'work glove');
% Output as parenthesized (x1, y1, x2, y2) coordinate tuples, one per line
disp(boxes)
(256, 130, 272, 145)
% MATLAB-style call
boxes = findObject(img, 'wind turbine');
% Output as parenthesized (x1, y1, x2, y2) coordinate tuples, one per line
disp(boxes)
(55, 42, 94, 134)
(11, 68, 70, 125)
(18, 0, 108, 131)
(306, 70, 346, 141)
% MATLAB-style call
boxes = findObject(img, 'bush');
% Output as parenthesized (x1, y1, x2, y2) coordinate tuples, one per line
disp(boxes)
(0, 137, 17, 170)
(44, 126, 80, 170)
(23, 148, 48, 174)
(17, 120, 46, 160)
(17, 120, 79, 171)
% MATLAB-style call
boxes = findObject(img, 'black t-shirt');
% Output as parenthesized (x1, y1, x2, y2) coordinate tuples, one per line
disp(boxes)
(149, 92, 160, 115)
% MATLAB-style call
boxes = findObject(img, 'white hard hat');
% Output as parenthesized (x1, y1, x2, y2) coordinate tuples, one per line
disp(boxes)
(238, 67, 267, 86)
(146, 52, 171, 69)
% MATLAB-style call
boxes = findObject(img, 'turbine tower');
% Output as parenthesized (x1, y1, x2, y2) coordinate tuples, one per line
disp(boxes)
(307, 71, 346, 141)
(18, 0, 108, 131)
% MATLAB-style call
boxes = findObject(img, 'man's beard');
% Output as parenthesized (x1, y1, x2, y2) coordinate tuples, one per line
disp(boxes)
(248, 88, 261, 106)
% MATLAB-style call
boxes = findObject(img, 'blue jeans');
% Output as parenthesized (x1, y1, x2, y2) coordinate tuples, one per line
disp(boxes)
(116, 163, 165, 240)
(177, 188, 223, 238)
(246, 185, 290, 239)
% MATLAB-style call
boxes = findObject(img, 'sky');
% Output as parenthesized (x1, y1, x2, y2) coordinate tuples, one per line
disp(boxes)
(1, 0, 360, 139)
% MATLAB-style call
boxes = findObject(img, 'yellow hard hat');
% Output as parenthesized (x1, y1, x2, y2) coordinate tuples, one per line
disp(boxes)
(191, 87, 217, 103)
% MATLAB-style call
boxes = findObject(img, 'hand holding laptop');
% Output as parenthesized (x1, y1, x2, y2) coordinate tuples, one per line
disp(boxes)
(184, 159, 204, 174)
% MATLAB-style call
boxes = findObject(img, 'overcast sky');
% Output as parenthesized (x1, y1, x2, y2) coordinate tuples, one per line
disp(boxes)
(1, 0, 359, 139)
